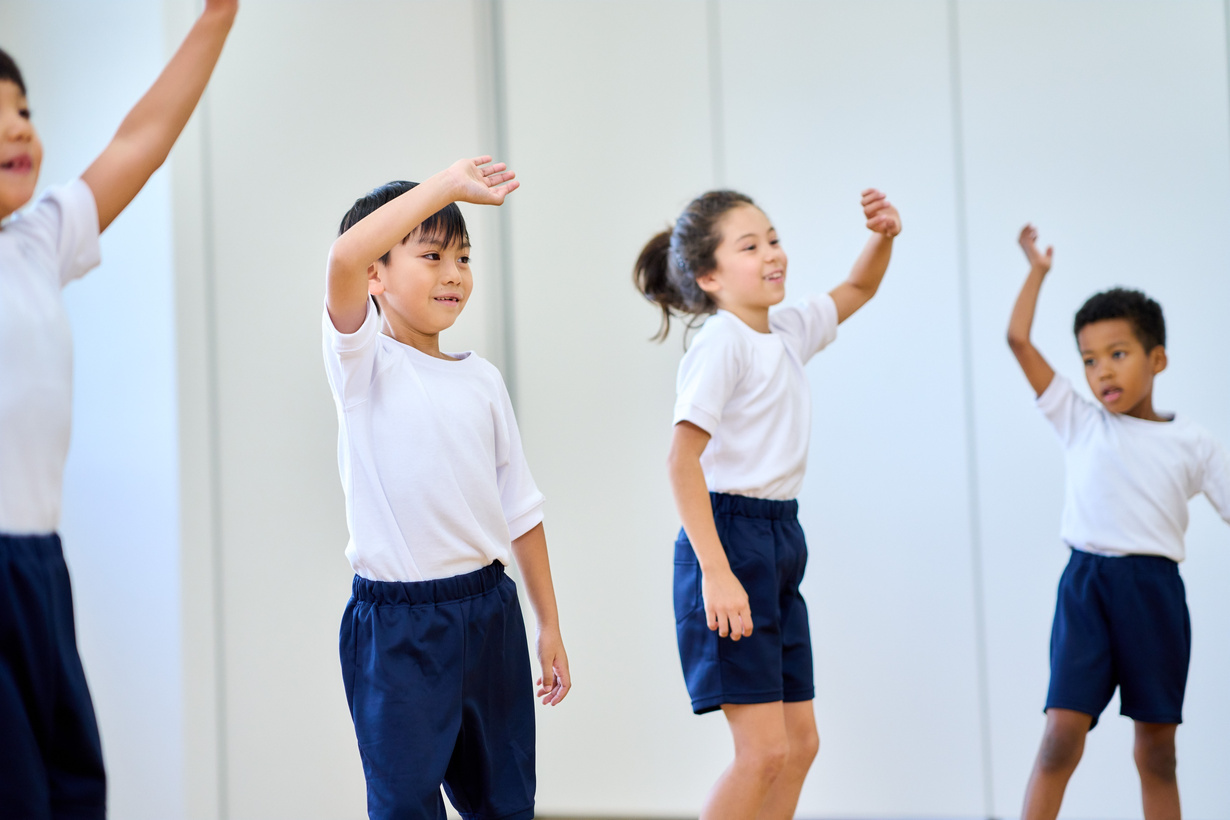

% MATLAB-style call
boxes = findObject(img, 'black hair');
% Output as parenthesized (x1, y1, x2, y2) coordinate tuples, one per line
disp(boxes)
(1073, 287, 1166, 351)
(0, 48, 27, 97)
(338, 180, 470, 265)
(633, 189, 757, 342)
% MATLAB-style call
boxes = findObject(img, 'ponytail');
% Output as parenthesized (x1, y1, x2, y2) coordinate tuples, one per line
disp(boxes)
(632, 190, 756, 342)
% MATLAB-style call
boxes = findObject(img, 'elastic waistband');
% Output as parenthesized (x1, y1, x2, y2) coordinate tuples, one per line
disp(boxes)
(351, 561, 506, 606)
(1069, 547, 1178, 572)
(0, 532, 62, 553)
(710, 492, 798, 521)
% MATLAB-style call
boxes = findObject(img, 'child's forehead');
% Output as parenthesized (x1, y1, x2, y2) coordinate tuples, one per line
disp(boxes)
(0, 79, 26, 102)
(720, 204, 774, 236)
(407, 231, 470, 252)
(1078, 317, 1139, 349)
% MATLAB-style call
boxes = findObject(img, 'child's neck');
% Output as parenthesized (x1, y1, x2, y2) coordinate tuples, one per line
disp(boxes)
(380, 314, 454, 361)
(718, 301, 772, 334)
(1121, 388, 1167, 422)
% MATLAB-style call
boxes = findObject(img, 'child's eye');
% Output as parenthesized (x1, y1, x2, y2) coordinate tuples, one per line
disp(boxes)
(743, 245, 756, 252)
(458, 256, 470, 265)
(1111, 350, 1125, 359)
(19, 108, 30, 120)
(770, 238, 780, 246)
(1083, 358, 1095, 367)
(423, 252, 440, 261)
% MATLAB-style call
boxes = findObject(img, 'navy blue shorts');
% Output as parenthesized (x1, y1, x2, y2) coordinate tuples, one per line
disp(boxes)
(0, 533, 106, 820)
(1047, 548, 1190, 728)
(674, 493, 814, 715)
(340, 562, 535, 820)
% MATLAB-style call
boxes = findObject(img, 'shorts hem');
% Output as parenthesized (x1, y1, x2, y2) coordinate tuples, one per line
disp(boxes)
(1122, 709, 1183, 726)
(692, 689, 785, 715)
(460, 805, 534, 820)
(783, 688, 815, 704)
(1044, 700, 1102, 729)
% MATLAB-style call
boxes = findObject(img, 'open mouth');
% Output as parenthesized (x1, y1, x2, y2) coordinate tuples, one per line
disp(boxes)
(434, 295, 461, 304)
(1101, 387, 1123, 403)
(0, 155, 32, 172)
(764, 271, 784, 282)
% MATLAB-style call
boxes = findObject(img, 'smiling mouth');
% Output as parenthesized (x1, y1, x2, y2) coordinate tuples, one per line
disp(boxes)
(0, 155, 32, 172)
(764, 272, 784, 282)
(434, 296, 461, 304)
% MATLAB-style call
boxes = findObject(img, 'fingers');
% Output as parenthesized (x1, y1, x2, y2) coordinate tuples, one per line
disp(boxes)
(469, 155, 494, 167)
(861, 188, 885, 205)
(536, 658, 571, 705)
(740, 606, 754, 637)
(547, 661, 571, 706)
(484, 169, 516, 187)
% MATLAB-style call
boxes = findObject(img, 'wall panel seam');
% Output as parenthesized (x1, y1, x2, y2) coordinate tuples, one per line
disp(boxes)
(707, 0, 726, 187)
(487, 0, 518, 406)
(946, 2, 995, 817)
(198, 70, 230, 820)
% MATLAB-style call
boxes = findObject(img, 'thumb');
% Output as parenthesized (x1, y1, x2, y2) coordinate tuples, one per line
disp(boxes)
(1046, 246, 1054, 261)
(541, 657, 555, 689)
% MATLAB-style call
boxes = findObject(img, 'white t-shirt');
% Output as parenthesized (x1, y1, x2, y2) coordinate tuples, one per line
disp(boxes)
(1038, 373, 1230, 562)
(0, 180, 101, 534)
(673, 293, 839, 500)
(322, 301, 544, 582)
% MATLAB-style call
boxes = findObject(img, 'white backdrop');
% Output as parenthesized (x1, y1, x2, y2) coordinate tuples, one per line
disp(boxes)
(4, 1, 1230, 818)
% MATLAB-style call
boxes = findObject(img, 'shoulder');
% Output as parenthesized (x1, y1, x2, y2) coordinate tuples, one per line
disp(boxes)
(684, 313, 748, 358)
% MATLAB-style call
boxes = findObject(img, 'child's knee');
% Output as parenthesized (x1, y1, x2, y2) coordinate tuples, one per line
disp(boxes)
(738, 739, 789, 784)
(1134, 734, 1177, 782)
(1036, 725, 1084, 774)
(789, 725, 820, 768)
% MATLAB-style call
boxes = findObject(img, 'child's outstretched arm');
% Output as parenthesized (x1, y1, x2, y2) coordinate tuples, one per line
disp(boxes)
(81, 0, 237, 233)
(668, 422, 753, 641)
(325, 156, 517, 333)
(1007, 224, 1056, 396)
(829, 188, 902, 323)
(510, 523, 571, 706)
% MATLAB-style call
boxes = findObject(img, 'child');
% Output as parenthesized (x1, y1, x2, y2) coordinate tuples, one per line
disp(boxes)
(0, 5, 236, 817)
(1008, 225, 1230, 820)
(323, 156, 570, 820)
(634, 188, 901, 819)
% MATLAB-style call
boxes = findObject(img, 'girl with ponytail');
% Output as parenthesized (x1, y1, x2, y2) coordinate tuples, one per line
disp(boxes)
(635, 187, 902, 820)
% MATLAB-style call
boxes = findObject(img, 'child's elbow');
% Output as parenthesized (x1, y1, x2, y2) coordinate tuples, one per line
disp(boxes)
(1006, 331, 1030, 352)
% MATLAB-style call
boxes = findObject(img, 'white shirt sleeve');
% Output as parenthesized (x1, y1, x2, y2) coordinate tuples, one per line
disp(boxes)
(17, 179, 102, 287)
(1199, 435, 1230, 526)
(1036, 373, 1100, 447)
(770, 293, 839, 364)
(321, 298, 381, 408)
(673, 325, 745, 434)
(492, 370, 545, 540)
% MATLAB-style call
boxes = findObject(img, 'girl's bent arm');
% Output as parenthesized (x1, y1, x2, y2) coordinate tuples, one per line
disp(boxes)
(829, 188, 901, 323)
(82, 0, 237, 233)
(1007, 224, 1056, 396)
(667, 421, 753, 641)
(510, 523, 570, 706)
(325, 156, 517, 334)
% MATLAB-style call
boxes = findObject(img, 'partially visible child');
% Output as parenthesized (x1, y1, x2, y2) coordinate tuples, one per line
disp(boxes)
(634, 188, 901, 820)
(1007, 224, 1230, 820)
(323, 156, 569, 820)
(0, 5, 237, 817)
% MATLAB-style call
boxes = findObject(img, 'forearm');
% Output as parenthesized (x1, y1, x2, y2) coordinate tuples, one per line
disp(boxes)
(83, 5, 236, 230)
(667, 445, 728, 575)
(1007, 267, 1055, 395)
(830, 233, 894, 322)
(510, 523, 561, 631)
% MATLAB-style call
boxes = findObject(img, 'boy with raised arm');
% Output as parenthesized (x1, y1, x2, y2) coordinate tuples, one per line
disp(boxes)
(0, 4, 236, 816)
(1008, 224, 1230, 820)
(324, 157, 569, 820)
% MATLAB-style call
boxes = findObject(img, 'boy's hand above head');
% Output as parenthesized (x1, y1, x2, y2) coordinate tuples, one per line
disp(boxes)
(441, 155, 519, 206)
(1019, 223, 1053, 274)
(534, 627, 570, 706)
(862, 188, 902, 237)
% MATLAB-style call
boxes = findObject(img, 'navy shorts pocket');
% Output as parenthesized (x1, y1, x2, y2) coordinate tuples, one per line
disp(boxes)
(673, 531, 702, 623)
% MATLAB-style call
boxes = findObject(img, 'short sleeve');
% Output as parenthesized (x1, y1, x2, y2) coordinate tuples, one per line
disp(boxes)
(321, 298, 381, 408)
(1036, 373, 1100, 447)
(492, 370, 545, 540)
(673, 321, 745, 434)
(770, 293, 839, 363)
(11, 179, 101, 287)
(1200, 435, 1230, 526)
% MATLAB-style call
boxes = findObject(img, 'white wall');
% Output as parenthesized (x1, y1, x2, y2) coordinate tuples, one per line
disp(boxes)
(0, 2, 185, 818)
(8, 0, 1230, 818)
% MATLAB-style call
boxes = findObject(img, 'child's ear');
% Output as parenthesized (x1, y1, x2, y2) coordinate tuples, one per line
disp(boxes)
(367, 262, 384, 296)
(1151, 345, 1168, 375)
(695, 271, 720, 295)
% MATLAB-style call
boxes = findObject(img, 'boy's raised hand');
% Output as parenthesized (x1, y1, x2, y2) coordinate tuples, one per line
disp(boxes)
(862, 188, 902, 237)
(443, 155, 519, 206)
(1019, 224, 1053, 274)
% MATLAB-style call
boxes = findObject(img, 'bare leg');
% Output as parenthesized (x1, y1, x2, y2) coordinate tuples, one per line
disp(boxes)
(756, 701, 819, 820)
(699, 702, 789, 820)
(1021, 708, 1093, 820)
(1135, 721, 1180, 820)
